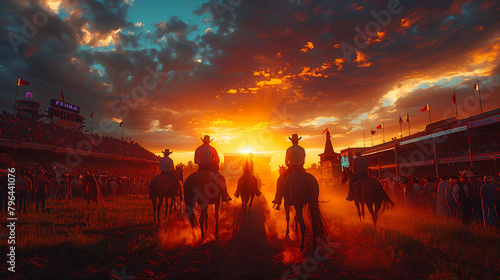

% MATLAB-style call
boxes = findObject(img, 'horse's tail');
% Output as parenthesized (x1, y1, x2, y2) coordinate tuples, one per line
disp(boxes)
(148, 177, 154, 199)
(183, 175, 199, 228)
(378, 180, 395, 214)
(309, 199, 329, 239)
(306, 175, 329, 242)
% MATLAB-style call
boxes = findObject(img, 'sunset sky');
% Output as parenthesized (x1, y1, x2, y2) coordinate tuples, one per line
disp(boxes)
(1, 0, 499, 168)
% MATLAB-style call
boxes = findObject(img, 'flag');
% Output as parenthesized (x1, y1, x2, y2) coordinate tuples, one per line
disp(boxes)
(473, 80, 479, 91)
(377, 124, 383, 129)
(452, 92, 456, 104)
(321, 128, 328, 134)
(406, 113, 410, 122)
(61, 89, 65, 102)
(370, 129, 376, 135)
(119, 120, 123, 127)
(17, 78, 29, 86)
(399, 115, 403, 124)
(89, 110, 93, 118)
(420, 104, 429, 112)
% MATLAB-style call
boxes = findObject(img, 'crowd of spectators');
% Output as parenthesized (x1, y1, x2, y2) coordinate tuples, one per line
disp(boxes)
(381, 171, 500, 228)
(0, 162, 153, 213)
(0, 112, 159, 161)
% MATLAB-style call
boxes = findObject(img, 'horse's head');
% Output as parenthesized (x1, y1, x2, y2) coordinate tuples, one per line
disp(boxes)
(278, 165, 287, 175)
(174, 163, 184, 181)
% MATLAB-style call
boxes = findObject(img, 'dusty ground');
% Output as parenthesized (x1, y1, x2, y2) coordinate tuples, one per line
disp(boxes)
(1, 183, 499, 280)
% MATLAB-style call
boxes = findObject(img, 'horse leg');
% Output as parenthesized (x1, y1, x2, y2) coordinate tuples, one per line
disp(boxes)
(295, 206, 306, 250)
(179, 196, 183, 215)
(294, 209, 299, 234)
(366, 202, 376, 230)
(285, 203, 291, 237)
(355, 201, 362, 222)
(373, 201, 382, 230)
(157, 197, 164, 222)
(249, 195, 254, 214)
(152, 198, 157, 223)
(199, 208, 206, 238)
(361, 202, 365, 221)
(215, 202, 220, 239)
(168, 197, 174, 222)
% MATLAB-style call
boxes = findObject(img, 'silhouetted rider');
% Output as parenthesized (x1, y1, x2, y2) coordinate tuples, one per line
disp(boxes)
(273, 134, 305, 208)
(234, 153, 261, 198)
(195, 135, 231, 202)
(346, 151, 368, 201)
(159, 149, 180, 195)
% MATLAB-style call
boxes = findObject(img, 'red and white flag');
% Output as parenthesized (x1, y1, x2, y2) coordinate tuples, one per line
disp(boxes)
(406, 113, 410, 122)
(399, 115, 403, 124)
(452, 92, 456, 104)
(89, 110, 93, 118)
(119, 120, 123, 127)
(420, 104, 429, 112)
(370, 129, 376, 135)
(17, 77, 29, 86)
(473, 80, 479, 91)
(61, 89, 65, 102)
(376, 124, 383, 129)
(321, 128, 328, 134)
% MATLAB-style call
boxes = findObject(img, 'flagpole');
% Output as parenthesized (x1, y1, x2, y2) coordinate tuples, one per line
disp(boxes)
(91, 114, 94, 134)
(122, 124, 124, 140)
(477, 79, 483, 114)
(408, 120, 410, 136)
(364, 130, 367, 148)
(383, 122, 385, 143)
(428, 103, 432, 124)
(407, 114, 410, 136)
(371, 131, 373, 147)
(14, 77, 19, 115)
(454, 92, 458, 120)
(399, 122, 402, 139)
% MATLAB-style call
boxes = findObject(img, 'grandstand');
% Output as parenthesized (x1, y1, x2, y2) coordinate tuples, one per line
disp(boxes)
(340, 108, 500, 177)
(0, 111, 159, 175)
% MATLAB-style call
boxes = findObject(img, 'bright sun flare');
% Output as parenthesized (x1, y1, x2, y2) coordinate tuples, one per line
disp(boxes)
(239, 147, 256, 154)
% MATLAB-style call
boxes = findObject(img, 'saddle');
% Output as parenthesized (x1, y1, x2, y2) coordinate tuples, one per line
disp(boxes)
(352, 176, 368, 190)
(161, 172, 181, 196)
(197, 170, 226, 191)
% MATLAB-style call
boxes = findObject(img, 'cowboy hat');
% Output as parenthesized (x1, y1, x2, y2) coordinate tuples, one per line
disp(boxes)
(200, 135, 213, 143)
(459, 170, 474, 176)
(162, 149, 173, 155)
(483, 176, 494, 183)
(288, 134, 302, 142)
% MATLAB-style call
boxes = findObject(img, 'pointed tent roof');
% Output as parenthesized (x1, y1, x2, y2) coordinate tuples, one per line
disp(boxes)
(319, 129, 339, 164)
(322, 130, 335, 156)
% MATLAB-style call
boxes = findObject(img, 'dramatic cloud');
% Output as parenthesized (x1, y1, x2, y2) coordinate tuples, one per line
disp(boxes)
(1, 0, 499, 166)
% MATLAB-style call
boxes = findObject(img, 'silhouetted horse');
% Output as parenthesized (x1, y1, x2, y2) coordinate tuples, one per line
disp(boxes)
(342, 168, 364, 221)
(184, 170, 226, 238)
(236, 164, 259, 214)
(342, 168, 394, 229)
(83, 172, 100, 204)
(278, 166, 328, 250)
(149, 164, 184, 223)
